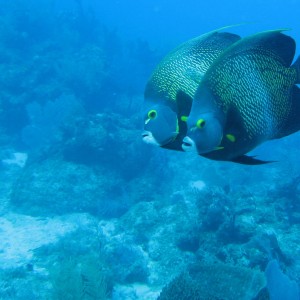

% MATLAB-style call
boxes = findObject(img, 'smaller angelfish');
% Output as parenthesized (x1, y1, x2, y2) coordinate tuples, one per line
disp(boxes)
(142, 28, 241, 150)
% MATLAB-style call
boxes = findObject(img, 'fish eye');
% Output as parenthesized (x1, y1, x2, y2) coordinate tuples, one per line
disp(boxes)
(196, 119, 206, 129)
(148, 109, 157, 119)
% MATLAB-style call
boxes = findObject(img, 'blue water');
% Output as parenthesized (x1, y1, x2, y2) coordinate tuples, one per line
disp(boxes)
(0, 0, 300, 299)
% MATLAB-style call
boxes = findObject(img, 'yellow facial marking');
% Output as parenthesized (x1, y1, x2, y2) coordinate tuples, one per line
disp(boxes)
(214, 146, 225, 151)
(226, 134, 236, 142)
(176, 118, 179, 134)
(196, 119, 206, 129)
(181, 115, 188, 122)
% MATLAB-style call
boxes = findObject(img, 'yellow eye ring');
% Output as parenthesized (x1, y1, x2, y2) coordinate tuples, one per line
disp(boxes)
(148, 110, 157, 119)
(196, 119, 206, 129)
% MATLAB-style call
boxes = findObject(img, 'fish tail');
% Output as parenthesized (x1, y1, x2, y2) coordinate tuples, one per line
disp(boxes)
(293, 85, 300, 107)
(292, 85, 300, 128)
(276, 85, 300, 138)
(293, 55, 300, 84)
(290, 85, 300, 130)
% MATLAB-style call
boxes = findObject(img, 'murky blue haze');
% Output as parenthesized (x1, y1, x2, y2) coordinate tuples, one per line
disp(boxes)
(0, 0, 300, 299)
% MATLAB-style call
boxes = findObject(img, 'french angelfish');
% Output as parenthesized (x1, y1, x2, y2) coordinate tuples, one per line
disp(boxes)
(142, 28, 240, 150)
(183, 30, 300, 164)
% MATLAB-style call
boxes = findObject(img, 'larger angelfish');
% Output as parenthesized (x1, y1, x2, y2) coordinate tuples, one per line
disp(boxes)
(142, 29, 240, 150)
(183, 30, 300, 164)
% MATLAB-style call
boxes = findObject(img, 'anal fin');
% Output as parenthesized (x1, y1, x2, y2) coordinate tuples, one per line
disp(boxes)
(231, 155, 276, 165)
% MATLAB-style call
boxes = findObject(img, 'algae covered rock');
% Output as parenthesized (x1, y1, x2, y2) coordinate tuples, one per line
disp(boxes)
(158, 272, 213, 300)
(158, 261, 266, 300)
(10, 158, 124, 216)
(11, 108, 164, 217)
(62, 112, 155, 180)
(105, 242, 149, 284)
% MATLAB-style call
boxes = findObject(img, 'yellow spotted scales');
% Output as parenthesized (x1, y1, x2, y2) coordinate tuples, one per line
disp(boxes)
(200, 32, 298, 140)
(144, 31, 240, 105)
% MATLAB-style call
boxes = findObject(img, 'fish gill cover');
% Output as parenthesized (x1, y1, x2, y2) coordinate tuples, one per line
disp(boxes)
(0, 0, 300, 299)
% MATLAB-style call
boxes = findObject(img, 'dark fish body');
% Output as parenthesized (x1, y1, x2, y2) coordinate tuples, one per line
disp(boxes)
(143, 29, 240, 150)
(185, 30, 300, 164)
(145, 30, 241, 108)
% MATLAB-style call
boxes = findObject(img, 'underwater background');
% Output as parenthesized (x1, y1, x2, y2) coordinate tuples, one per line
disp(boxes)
(0, 0, 300, 299)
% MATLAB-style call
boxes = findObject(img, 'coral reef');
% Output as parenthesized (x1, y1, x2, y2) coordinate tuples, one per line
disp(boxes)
(10, 110, 166, 217)
(1, 0, 300, 299)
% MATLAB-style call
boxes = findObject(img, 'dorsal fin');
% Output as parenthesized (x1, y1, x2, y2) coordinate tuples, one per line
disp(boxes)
(186, 31, 241, 53)
(193, 24, 243, 44)
(219, 29, 296, 67)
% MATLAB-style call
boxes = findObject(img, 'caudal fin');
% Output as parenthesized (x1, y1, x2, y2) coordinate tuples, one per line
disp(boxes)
(278, 85, 300, 138)
(293, 55, 300, 84)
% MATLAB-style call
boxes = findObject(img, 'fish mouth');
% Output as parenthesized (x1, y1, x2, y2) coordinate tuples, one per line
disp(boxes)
(182, 136, 196, 152)
(141, 131, 159, 146)
(142, 132, 149, 138)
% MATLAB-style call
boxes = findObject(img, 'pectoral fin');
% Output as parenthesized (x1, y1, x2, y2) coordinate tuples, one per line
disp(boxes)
(176, 90, 193, 117)
(176, 91, 193, 137)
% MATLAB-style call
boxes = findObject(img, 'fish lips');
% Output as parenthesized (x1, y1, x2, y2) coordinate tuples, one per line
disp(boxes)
(142, 130, 179, 147)
(182, 136, 198, 153)
(141, 131, 160, 146)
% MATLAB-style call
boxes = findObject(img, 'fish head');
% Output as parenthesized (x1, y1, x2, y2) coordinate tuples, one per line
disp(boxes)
(142, 104, 178, 146)
(182, 83, 225, 154)
(183, 110, 224, 154)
